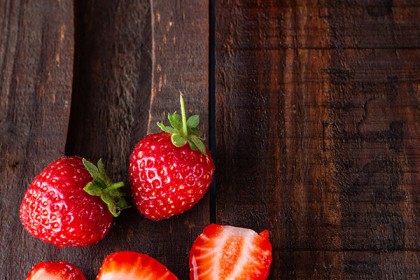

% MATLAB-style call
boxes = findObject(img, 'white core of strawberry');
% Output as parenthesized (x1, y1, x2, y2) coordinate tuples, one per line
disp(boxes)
(193, 226, 260, 279)
(226, 229, 256, 279)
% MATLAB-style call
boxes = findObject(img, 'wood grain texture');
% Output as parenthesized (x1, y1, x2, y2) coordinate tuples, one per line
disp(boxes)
(0, 0, 74, 279)
(65, 0, 209, 279)
(146, 0, 211, 277)
(215, 0, 420, 279)
(1, 0, 419, 279)
(278, 251, 420, 279)
(64, 0, 152, 278)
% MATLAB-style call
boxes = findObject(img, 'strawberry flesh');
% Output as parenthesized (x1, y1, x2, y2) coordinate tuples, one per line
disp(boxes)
(189, 224, 272, 280)
(96, 251, 178, 280)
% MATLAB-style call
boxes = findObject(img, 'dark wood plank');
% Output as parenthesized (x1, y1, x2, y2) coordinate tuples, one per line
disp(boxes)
(144, 1, 211, 276)
(278, 250, 420, 279)
(215, 0, 420, 279)
(65, 0, 209, 278)
(64, 0, 152, 278)
(147, 0, 210, 136)
(0, 0, 74, 279)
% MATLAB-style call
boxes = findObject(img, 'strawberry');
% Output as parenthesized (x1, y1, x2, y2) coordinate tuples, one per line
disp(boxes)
(95, 251, 178, 280)
(189, 224, 272, 280)
(25, 261, 86, 280)
(129, 95, 215, 220)
(20, 156, 129, 247)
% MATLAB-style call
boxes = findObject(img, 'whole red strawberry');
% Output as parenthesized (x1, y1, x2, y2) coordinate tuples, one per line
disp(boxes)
(20, 156, 129, 247)
(25, 261, 86, 280)
(129, 95, 215, 220)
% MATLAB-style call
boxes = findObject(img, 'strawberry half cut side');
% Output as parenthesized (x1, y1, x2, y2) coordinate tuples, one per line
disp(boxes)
(189, 224, 272, 280)
(96, 251, 178, 280)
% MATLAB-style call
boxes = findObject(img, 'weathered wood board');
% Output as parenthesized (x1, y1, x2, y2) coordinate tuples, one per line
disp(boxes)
(1, 0, 419, 279)
(215, 0, 420, 279)
(65, 0, 209, 279)
(1, 0, 209, 279)
(0, 0, 75, 278)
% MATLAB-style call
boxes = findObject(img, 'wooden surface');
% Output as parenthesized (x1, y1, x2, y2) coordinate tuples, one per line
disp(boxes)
(66, 0, 209, 278)
(215, 0, 420, 279)
(1, 0, 419, 279)
(0, 0, 75, 277)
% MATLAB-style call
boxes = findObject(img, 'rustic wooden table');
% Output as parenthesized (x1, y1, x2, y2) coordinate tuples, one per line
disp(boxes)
(1, 0, 419, 279)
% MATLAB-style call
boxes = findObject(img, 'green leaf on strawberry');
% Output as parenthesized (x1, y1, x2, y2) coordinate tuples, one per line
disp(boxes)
(157, 94, 207, 156)
(82, 158, 130, 217)
(186, 115, 200, 128)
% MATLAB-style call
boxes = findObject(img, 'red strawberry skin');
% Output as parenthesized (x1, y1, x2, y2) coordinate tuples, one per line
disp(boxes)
(189, 224, 272, 280)
(25, 261, 86, 280)
(20, 156, 113, 247)
(96, 251, 178, 280)
(129, 132, 215, 220)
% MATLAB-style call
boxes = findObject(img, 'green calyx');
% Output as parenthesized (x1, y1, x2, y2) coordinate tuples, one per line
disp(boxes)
(157, 94, 207, 156)
(82, 158, 130, 217)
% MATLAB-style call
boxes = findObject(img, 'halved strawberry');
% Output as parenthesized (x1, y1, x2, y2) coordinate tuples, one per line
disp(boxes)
(96, 251, 178, 280)
(25, 261, 86, 280)
(189, 224, 272, 280)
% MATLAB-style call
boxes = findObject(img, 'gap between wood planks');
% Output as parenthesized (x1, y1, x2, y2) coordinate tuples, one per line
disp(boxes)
(209, 0, 217, 223)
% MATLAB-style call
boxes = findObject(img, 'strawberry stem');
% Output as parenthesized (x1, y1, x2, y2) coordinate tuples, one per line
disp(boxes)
(82, 158, 130, 217)
(180, 94, 188, 137)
